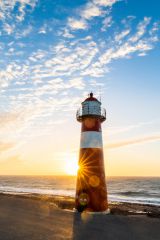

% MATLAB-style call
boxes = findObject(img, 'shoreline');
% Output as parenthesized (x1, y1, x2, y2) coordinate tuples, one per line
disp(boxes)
(0, 192, 160, 218)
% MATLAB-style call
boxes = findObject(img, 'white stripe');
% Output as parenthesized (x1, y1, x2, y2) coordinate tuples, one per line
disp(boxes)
(80, 131, 103, 149)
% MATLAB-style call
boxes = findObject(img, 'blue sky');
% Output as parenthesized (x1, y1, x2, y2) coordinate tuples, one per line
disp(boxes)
(0, 0, 160, 175)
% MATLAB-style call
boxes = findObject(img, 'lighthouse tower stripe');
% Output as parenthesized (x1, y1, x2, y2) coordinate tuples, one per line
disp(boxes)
(80, 131, 103, 149)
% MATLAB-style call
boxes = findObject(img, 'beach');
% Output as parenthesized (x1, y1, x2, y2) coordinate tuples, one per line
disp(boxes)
(0, 193, 160, 240)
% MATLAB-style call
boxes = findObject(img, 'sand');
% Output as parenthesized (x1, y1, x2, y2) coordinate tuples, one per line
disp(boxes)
(0, 193, 160, 240)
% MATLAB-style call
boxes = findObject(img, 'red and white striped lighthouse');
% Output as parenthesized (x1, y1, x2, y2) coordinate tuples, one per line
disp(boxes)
(75, 92, 108, 213)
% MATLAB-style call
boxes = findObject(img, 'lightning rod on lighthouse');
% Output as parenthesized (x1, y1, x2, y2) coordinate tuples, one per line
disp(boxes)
(75, 92, 108, 213)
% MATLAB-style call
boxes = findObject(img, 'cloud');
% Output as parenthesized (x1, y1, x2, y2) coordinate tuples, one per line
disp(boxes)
(129, 17, 151, 42)
(62, 28, 74, 38)
(16, 0, 37, 22)
(106, 135, 160, 149)
(0, 0, 37, 22)
(0, 41, 91, 140)
(68, 18, 88, 30)
(38, 24, 47, 34)
(107, 121, 156, 136)
(68, 78, 85, 90)
(0, 16, 159, 132)
(0, 62, 29, 90)
(0, 112, 19, 128)
(16, 25, 33, 38)
(0, 142, 14, 153)
(93, 0, 119, 7)
(101, 16, 113, 31)
(80, 2, 103, 20)
(82, 17, 159, 77)
(0, 0, 37, 36)
(115, 29, 130, 42)
(82, 0, 119, 20)
(67, 0, 119, 31)
(38, 22, 54, 35)
(3, 23, 15, 35)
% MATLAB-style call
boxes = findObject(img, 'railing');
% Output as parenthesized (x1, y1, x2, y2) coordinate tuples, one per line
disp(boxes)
(76, 106, 106, 122)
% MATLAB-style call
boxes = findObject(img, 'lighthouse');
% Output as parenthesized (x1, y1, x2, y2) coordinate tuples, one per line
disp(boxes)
(75, 92, 108, 213)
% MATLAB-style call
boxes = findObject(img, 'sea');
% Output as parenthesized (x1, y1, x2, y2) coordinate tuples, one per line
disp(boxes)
(0, 176, 160, 206)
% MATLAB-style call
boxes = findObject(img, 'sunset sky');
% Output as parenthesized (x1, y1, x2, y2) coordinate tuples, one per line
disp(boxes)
(0, 0, 160, 176)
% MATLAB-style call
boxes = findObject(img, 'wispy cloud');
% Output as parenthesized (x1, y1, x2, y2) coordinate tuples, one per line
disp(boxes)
(0, 142, 14, 153)
(80, 2, 103, 20)
(68, 18, 88, 30)
(106, 135, 160, 149)
(83, 17, 159, 77)
(115, 29, 130, 42)
(101, 16, 113, 31)
(67, 0, 119, 30)
(0, 0, 37, 22)
(38, 24, 47, 34)
(0, 0, 37, 37)
(129, 17, 151, 42)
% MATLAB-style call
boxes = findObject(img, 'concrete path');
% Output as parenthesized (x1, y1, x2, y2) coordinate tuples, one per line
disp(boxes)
(0, 195, 159, 240)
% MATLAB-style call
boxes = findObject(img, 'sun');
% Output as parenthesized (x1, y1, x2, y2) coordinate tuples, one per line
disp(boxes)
(65, 157, 79, 176)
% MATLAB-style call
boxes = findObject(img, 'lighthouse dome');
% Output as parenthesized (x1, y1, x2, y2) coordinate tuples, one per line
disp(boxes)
(84, 92, 99, 102)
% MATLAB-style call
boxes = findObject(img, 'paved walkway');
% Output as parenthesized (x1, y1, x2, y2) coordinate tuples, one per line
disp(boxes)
(0, 195, 159, 240)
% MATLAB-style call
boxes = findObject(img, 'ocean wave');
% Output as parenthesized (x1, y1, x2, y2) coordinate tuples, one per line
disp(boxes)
(0, 186, 160, 206)
(0, 186, 75, 197)
(108, 194, 160, 206)
(111, 190, 159, 198)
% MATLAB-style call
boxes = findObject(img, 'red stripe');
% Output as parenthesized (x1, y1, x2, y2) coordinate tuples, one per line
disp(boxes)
(81, 117, 101, 132)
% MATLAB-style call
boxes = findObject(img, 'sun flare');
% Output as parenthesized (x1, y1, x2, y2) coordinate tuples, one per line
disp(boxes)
(65, 158, 79, 176)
